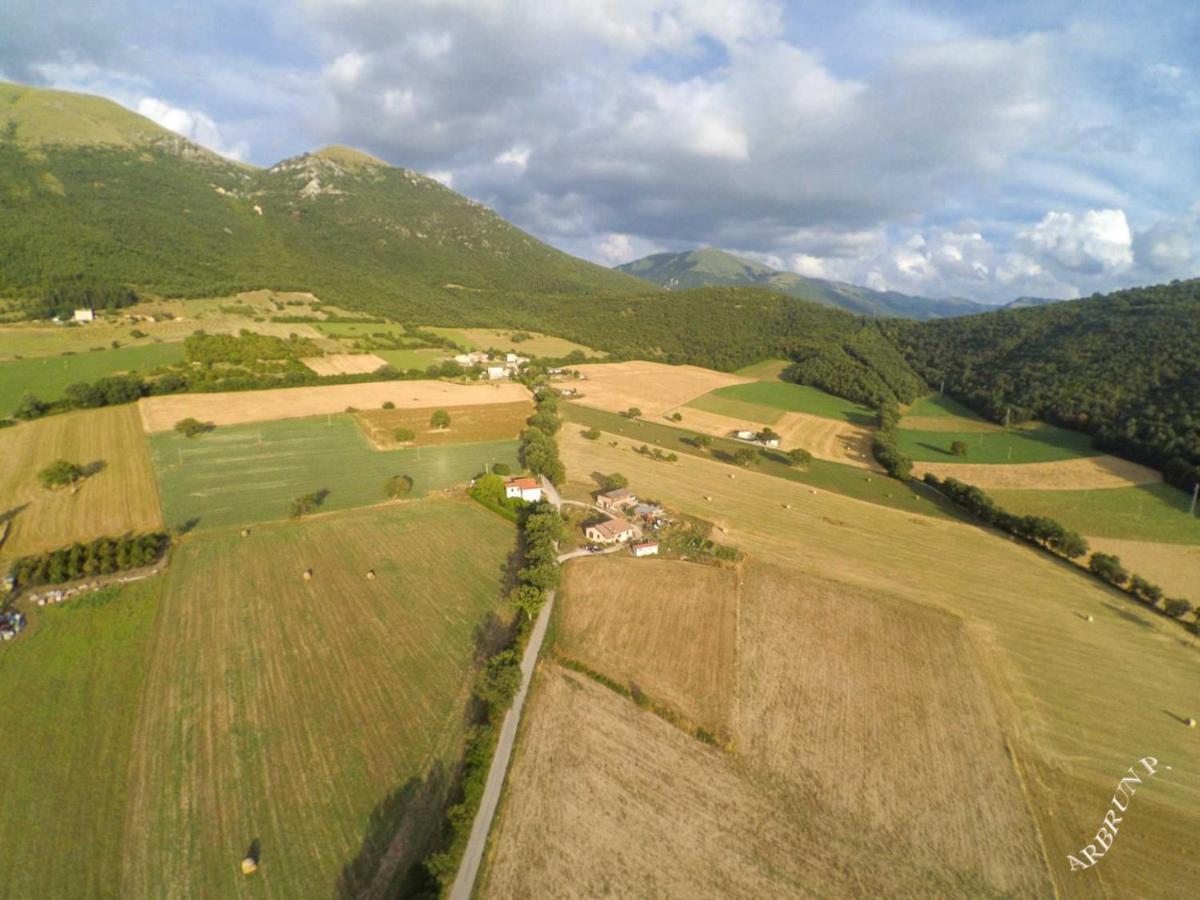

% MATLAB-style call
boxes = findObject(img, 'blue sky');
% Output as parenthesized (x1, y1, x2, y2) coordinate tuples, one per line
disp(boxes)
(2, 0, 1198, 303)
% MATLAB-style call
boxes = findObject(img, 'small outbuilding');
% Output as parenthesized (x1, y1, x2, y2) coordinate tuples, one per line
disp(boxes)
(632, 541, 659, 558)
(72, 308, 95, 323)
(596, 487, 637, 512)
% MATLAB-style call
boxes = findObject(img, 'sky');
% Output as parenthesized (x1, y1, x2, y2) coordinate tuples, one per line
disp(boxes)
(2, 0, 1199, 303)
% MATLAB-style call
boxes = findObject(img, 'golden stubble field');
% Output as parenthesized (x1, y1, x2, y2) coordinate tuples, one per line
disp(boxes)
(915, 454, 1162, 490)
(0, 405, 163, 562)
(300, 352, 388, 376)
(534, 426, 1200, 899)
(486, 557, 1048, 898)
(137, 380, 530, 432)
(571, 361, 751, 419)
(669, 406, 878, 469)
(355, 399, 534, 449)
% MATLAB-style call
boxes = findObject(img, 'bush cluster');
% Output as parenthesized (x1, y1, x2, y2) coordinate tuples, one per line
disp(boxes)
(10, 532, 170, 589)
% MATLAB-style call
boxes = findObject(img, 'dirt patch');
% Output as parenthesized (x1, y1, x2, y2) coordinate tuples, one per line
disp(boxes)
(572, 361, 750, 419)
(558, 555, 738, 736)
(1085, 537, 1200, 603)
(137, 381, 531, 432)
(300, 353, 388, 376)
(355, 400, 534, 448)
(915, 455, 1161, 490)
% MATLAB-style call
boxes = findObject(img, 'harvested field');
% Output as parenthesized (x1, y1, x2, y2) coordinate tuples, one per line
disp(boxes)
(300, 352, 388, 376)
(916, 454, 1162, 490)
(150, 415, 520, 530)
(356, 399, 533, 448)
(0, 406, 163, 563)
(138, 379, 530, 432)
(990, 483, 1200, 544)
(1085, 537, 1200, 602)
(482, 662, 1040, 899)
(571, 361, 750, 419)
(558, 427, 1200, 899)
(557, 556, 738, 736)
(670, 406, 877, 469)
(122, 500, 515, 898)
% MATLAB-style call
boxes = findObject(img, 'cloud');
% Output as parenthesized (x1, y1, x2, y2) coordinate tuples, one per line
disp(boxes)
(1020, 209, 1133, 274)
(136, 97, 249, 161)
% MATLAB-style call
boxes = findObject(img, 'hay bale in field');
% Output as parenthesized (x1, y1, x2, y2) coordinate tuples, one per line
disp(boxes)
(302, 568, 313, 581)
(241, 858, 258, 876)
(366, 569, 376, 580)
(1086, 615, 1094, 622)
(1187, 717, 1197, 728)
(704, 495, 712, 501)
(240, 528, 250, 537)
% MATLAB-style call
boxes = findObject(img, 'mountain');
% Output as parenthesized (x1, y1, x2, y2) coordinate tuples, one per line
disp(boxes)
(883, 279, 1200, 491)
(1002, 295, 1066, 309)
(616, 248, 985, 320)
(0, 81, 645, 319)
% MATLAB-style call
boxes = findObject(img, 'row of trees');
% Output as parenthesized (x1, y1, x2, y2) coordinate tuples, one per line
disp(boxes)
(1088, 553, 1194, 623)
(520, 390, 565, 484)
(872, 399, 913, 480)
(925, 474, 1089, 559)
(9, 532, 170, 589)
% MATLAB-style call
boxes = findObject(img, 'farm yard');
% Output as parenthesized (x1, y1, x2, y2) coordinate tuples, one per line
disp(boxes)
(557, 556, 738, 736)
(0, 341, 184, 415)
(0, 405, 164, 563)
(137, 379, 529, 431)
(570, 360, 750, 418)
(149, 414, 520, 531)
(355, 399, 533, 448)
(554, 424, 1200, 900)
(121, 500, 515, 898)
(0, 581, 162, 899)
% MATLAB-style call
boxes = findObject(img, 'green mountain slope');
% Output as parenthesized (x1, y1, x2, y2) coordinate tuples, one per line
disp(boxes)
(617, 247, 985, 320)
(883, 280, 1200, 490)
(0, 81, 645, 317)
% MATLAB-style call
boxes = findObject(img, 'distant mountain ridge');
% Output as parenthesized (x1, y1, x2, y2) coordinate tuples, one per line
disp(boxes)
(617, 247, 987, 320)
(0, 81, 644, 318)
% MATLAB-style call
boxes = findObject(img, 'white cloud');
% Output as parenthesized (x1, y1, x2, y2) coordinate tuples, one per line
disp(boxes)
(494, 145, 531, 169)
(327, 51, 366, 86)
(136, 97, 248, 161)
(1020, 209, 1133, 274)
(425, 169, 455, 187)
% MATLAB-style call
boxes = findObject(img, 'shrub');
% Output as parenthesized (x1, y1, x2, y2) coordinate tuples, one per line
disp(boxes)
(38, 459, 84, 489)
(393, 427, 415, 442)
(384, 474, 414, 498)
(174, 417, 214, 438)
(951, 440, 968, 457)
(382, 400, 395, 409)
(491, 462, 511, 476)
(430, 408, 451, 429)
(582, 427, 601, 440)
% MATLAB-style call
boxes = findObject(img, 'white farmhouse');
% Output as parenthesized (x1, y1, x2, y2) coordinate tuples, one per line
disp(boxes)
(504, 476, 543, 503)
(73, 308, 95, 323)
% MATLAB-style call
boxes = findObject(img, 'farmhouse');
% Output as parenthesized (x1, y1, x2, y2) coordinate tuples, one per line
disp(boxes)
(733, 429, 780, 448)
(632, 541, 659, 557)
(585, 517, 641, 545)
(505, 476, 543, 503)
(455, 351, 490, 366)
(596, 487, 638, 512)
(73, 308, 95, 323)
(486, 365, 508, 380)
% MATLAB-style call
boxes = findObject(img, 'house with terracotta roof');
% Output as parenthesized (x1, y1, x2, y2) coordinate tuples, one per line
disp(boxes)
(596, 487, 637, 512)
(585, 517, 641, 545)
(505, 476, 543, 503)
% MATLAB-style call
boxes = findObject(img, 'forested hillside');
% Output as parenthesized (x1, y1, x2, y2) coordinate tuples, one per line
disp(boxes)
(885, 281, 1200, 491)
(0, 82, 642, 315)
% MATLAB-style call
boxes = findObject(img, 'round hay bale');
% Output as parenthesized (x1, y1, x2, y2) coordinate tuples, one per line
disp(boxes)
(241, 528, 250, 538)
(302, 568, 313, 581)
(783, 504, 791, 509)
(728, 473, 735, 479)
(1086, 615, 1094, 622)
(366, 569, 376, 580)
(705, 495, 712, 501)
(1187, 717, 1197, 728)
(809, 489, 817, 495)
(241, 858, 258, 876)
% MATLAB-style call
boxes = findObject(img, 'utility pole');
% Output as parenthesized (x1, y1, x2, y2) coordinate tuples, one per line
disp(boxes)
(1004, 406, 1011, 429)
(939, 378, 945, 395)
(1191, 482, 1198, 517)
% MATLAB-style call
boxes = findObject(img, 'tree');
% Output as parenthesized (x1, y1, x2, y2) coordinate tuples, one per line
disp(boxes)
(787, 447, 812, 466)
(174, 417, 214, 438)
(289, 489, 328, 518)
(430, 409, 451, 429)
(14, 393, 48, 420)
(602, 472, 628, 491)
(1088, 553, 1128, 586)
(384, 474, 414, 498)
(951, 440, 969, 457)
(382, 401, 395, 409)
(621, 407, 642, 418)
(731, 448, 757, 467)
(759, 426, 779, 442)
(393, 427, 415, 443)
(582, 427, 601, 440)
(475, 649, 522, 714)
(470, 473, 507, 506)
(1049, 530, 1089, 560)
(38, 459, 84, 489)
(492, 462, 511, 475)
(695, 435, 713, 449)
(1164, 598, 1193, 619)
(671, 412, 683, 421)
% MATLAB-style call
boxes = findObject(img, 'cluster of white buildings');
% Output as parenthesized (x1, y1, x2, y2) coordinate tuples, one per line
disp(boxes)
(586, 487, 664, 556)
(453, 351, 530, 380)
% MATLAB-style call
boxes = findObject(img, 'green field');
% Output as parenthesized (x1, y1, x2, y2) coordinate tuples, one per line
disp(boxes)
(121, 501, 513, 897)
(563, 403, 962, 521)
(374, 347, 452, 370)
(314, 322, 412, 338)
(897, 424, 1100, 463)
(991, 483, 1200, 544)
(0, 342, 184, 415)
(689, 381, 877, 425)
(149, 415, 520, 530)
(904, 394, 988, 419)
(423, 326, 601, 359)
(732, 357, 791, 380)
(0, 581, 162, 899)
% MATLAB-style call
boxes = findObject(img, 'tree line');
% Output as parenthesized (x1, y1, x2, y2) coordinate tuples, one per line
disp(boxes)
(9, 532, 170, 590)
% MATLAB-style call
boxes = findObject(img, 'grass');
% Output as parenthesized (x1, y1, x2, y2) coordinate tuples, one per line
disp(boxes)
(556, 429, 1200, 899)
(0, 580, 162, 899)
(897, 423, 1099, 463)
(314, 322, 414, 338)
(373, 347, 452, 370)
(0, 405, 164, 564)
(0, 342, 184, 414)
(562, 403, 961, 521)
(690, 381, 877, 426)
(119, 500, 514, 897)
(905, 394, 988, 419)
(149, 414, 519, 531)
(422, 326, 602, 359)
(990, 482, 1200, 544)
(732, 357, 791, 380)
